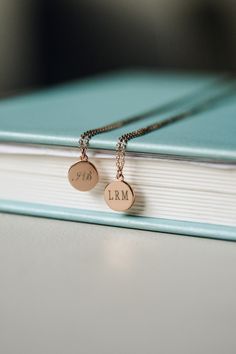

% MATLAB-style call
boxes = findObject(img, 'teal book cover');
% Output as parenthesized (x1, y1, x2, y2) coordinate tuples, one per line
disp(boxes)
(0, 71, 236, 240)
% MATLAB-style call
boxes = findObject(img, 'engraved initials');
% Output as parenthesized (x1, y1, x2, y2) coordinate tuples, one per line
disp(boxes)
(76, 170, 92, 181)
(108, 190, 129, 201)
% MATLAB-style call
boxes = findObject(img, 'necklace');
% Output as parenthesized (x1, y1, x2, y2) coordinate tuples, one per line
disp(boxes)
(68, 79, 229, 192)
(104, 86, 235, 211)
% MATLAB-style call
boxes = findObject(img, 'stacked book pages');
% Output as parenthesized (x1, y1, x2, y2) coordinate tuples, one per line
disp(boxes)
(0, 71, 235, 240)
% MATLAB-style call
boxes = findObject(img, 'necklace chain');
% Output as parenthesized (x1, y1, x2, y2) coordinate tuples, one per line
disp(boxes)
(78, 84, 234, 178)
(115, 87, 235, 178)
(78, 81, 220, 158)
(78, 114, 150, 160)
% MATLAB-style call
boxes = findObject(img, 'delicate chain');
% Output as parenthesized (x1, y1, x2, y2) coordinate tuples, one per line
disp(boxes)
(116, 139, 126, 180)
(79, 121, 128, 160)
(79, 115, 160, 160)
(115, 86, 235, 179)
(78, 76, 231, 161)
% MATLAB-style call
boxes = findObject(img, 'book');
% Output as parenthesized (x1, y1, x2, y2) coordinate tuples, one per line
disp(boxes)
(0, 71, 235, 240)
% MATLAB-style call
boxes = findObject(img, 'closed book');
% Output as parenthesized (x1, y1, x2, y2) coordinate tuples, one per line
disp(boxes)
(0, 71, 236, 240)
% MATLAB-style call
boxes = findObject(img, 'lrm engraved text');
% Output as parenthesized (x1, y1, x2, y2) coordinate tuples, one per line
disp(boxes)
(108, 190, 129, 201)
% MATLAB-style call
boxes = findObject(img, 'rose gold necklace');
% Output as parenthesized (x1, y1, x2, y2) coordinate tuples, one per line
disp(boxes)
(67, 88, 206, 191)
(68, 78, 233, 194)
(104, 86, 235, 211)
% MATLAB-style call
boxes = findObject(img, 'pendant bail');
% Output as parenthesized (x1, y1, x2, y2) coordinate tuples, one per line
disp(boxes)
(80, 147, 88, 161)
(116, 169, 124, 181)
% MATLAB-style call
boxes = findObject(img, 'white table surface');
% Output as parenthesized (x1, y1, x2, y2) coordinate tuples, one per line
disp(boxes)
(0, 213, 236, 354)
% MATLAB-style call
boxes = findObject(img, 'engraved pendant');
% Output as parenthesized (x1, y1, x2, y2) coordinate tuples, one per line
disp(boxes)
(68, 160, 99, 191)
(104, 180, 135, 211)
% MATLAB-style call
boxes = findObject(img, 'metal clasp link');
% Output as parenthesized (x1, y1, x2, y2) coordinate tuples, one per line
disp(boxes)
(116, 170, 124, 181)
(80, 147, 88, 161)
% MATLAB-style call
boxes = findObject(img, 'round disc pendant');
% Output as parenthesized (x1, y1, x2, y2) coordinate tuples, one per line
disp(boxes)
(104, 180, 135, 211)
(68, 160, 99, 191)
